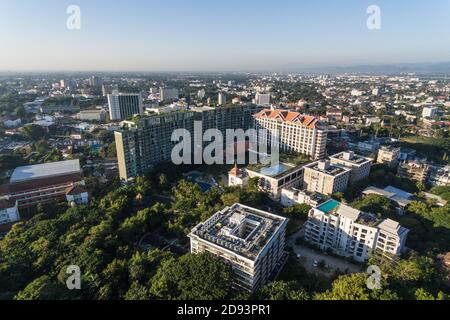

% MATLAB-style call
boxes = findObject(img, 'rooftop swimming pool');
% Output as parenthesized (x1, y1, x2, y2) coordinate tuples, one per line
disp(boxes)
(317, 199, 340, 213)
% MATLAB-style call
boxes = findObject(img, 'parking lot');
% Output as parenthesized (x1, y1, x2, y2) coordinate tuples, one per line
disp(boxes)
(288, 228, 362, 277)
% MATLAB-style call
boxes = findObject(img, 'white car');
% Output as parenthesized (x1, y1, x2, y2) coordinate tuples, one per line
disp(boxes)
(296, 253, 302, 259)
(313, 260, 318, 267)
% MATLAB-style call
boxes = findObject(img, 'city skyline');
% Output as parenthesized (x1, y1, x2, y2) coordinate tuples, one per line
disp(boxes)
(1, 0, 450, 72)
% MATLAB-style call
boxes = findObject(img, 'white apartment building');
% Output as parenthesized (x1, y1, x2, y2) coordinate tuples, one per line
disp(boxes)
(329, 151, 373, 184)
(280, 187, 327, 208)
(218, 92, 227, 106)
(304, 200, 409, 262)
(245, 162, 305, 199)
(107, 92, 143, 121)
(255, 93, 271, 106)
(253, 109, 327, 160)
(303, 160, 351, 196)
(377, 146, 401, 168)
(189, 203, 289, 292)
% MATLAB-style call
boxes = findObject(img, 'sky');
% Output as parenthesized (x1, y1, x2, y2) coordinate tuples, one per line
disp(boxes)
(0, 0, 449, 72)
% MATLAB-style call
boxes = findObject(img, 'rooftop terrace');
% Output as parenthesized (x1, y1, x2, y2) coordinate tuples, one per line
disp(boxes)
(190, 203, 288, 261)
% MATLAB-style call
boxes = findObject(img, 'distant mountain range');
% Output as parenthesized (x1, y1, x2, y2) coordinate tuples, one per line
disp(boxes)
(289, 62, 450, 75)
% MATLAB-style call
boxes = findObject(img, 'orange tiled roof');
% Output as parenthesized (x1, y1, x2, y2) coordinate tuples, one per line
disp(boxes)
(254, 109, 319, 129)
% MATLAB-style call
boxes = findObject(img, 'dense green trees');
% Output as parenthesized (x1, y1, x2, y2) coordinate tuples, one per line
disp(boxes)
(150, 253, 233, 300)
(1, 169, 448, 301)
(315, 273, 399, 300)
(430, 186, 450, 202)
(21, 124, 46, 141)
(282, 203, 311, 220)
(0, 173, 265, 300)
(351, 194, 397, 218)
(257, 281, 310, 300)
(0, 154, 27, 173)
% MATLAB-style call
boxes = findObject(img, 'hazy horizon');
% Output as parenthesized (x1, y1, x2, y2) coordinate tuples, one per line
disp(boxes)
(1, 0, 450, 72)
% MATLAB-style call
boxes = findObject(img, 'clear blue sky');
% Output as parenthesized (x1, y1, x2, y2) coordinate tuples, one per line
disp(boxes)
(1, 0, 449, 71)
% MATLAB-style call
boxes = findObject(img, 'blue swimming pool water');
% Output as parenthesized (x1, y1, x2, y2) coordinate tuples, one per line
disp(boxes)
(317, 199, 340, 213)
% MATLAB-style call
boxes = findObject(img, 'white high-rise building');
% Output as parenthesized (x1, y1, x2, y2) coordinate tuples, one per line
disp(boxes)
(107, 92, 143, 121)
(255, 93, 271, 106)
(305, 200, 409, 262)
(218, 92, 227, 106)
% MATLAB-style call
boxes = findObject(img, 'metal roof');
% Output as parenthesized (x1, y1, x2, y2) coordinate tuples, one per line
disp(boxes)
(10, 160, 81, 183)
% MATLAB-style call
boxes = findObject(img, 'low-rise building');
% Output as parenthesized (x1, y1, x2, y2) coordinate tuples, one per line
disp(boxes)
(246, 162, 305, 199)
(189, 203, 289, 292)
(0, 198, 19, 225)
(78, 109, 107, 122)
(304, 199, 409, 262)
(65, 185, 89, 205)
(280, 187, 327, 208)
(326, 109, 343, 122)
(228, 165, 249, 187)
(303, 160, 351, 196)
(329, 151, 373, 184)
(377, 146, 401, 168)
(0, 160, 88, 211)
(397, 160, 430, 183)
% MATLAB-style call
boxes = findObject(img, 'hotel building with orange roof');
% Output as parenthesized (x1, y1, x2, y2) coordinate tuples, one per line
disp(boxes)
(253, 109, 327, 160)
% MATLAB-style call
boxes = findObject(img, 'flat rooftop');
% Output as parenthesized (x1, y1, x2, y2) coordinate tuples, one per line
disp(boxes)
(10, 160, 81, 183)
(254, 162, 296, 178)
(189, 203, 288, 261)
(305, 162, 349, 176)
(316, 199, 379, 227)
(330, 152, 372, 165)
